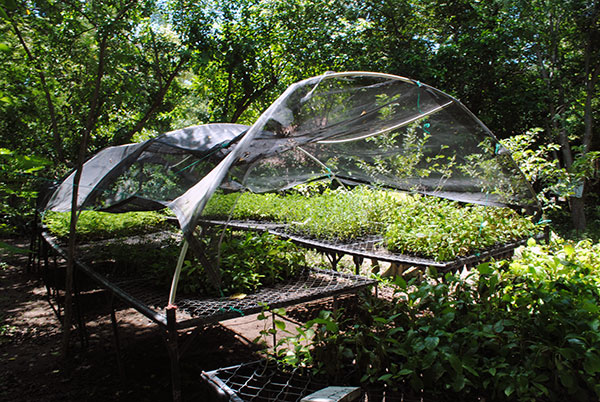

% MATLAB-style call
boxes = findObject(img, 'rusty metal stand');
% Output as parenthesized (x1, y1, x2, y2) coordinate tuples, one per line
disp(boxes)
(39, 229, 376, 402)
(166, 305, 182, 402)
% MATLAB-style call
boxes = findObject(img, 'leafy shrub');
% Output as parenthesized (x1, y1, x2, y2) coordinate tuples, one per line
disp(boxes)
(383, 197, 538, 261)
(203, 191, 286, 221)
(280, 238, 600, 401)
(0, 148, 52, 234)
(43, 210, 171, 240)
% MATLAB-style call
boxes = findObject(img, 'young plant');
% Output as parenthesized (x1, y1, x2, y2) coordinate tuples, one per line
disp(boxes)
(155, 230, 307, 296)
(43, 210, 171, 240)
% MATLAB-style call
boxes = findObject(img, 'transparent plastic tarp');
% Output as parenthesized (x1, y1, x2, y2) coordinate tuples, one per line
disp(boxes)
(43, 72, 539, 237)
(170, 72, 538, 237)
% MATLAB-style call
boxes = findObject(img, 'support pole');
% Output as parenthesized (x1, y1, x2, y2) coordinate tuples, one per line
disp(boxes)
(166, 240, 187, 402)
(272, 311, 277, 355)
(325, 252, 342, 271)
(72, 268, 88, 348)
(168, 240, 189, 307)
(109, 294, 125, 381)
(352, 255, 364, 275)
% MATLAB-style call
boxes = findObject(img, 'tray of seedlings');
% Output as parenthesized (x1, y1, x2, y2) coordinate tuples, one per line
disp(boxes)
(201, 185, 541, 272)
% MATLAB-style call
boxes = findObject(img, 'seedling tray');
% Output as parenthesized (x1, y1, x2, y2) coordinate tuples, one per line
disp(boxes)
(202, 360, 422, 402)
(202, 360, 328, 402)
(200, 219, 541, 272)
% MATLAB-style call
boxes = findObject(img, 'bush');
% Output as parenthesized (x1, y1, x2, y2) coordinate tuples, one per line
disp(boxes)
(152, 230, 306, 296)
(280, 237, 600, 401)
(0, 148, 52, 235)
(203, 186, 538, 260)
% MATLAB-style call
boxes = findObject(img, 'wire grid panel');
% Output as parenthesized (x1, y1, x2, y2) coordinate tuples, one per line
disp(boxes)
(202, 360, 431, 402)
(40, 229, 375, 328)
(202, 360, 329, 402)
(271, 229, 540, 272)
(113, 268, 375, 329)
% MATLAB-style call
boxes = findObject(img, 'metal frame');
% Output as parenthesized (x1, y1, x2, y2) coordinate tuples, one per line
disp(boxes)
(38, 229, 376, 402)
(202, 360, 328, 402)
(201, 360, 417, 402)
(36, 217, 535, 402)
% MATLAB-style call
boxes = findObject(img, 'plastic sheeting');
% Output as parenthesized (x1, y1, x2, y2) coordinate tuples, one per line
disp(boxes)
(170, 72, 539, 236)
(44, 72, 540, 237)
(45, 123, 248, 212)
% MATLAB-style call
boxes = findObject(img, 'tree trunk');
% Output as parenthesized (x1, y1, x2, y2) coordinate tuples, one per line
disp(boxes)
(61, 35, 108, 360)
(570, 195, 586, 233)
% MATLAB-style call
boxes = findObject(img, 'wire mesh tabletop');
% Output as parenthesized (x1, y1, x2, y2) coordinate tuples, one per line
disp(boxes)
(40, 230, 375, 329)
(113, 267, 375, 329)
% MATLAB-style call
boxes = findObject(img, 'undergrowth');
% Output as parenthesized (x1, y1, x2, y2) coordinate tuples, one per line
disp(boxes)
(271, 236, 600, 401)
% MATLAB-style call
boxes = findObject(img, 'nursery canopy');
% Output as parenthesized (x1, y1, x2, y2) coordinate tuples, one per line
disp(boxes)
(44, 72, 540, 236)
(45, 123, 249, 213)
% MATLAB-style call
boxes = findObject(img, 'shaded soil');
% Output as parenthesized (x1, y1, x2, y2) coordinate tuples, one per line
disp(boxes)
(0, 237, 266, 401)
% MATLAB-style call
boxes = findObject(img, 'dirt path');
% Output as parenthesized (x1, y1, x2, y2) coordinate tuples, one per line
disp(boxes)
(0, 238, 262, 401)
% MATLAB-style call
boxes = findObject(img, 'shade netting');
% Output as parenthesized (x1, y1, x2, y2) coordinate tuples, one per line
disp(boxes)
(45, 123, 248, 213)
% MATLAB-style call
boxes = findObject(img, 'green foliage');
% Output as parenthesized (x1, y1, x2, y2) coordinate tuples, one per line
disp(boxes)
(162, 230, 306, 296)
(507, 236, 600, 281)
(42, 209, 304, 296)
(2, 0, 598, 235)
(42, 210, 170, 241)
(281, 238, 600, 401)
(383, 197, 538, 261)
(0, 148, 51, 234)
(503, 129, 576, 211)
(0, 1, 188, 160)
(204, 186, 538, 261)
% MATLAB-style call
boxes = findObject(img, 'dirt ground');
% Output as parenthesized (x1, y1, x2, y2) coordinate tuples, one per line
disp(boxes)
(0, 237, 298, 402)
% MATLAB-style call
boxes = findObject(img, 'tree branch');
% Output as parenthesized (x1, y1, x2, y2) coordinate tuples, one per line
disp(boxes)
(230, 75, 278, 123)
(62, 32, 109, 360)
(115, 54, 189, 144)
(7, 12, 63, 161)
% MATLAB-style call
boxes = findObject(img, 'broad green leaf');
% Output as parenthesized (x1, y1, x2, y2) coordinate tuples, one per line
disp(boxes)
(564, 244, 575, 258)
(558, 370, 575, 389)
(378, 373, 393, 382)
(452, 374, 466, 391)
(583, 352, 600, 374)
(424, 336, 439, 350)
(477, 262, 492, 275)
(448, 354, 462, 374)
